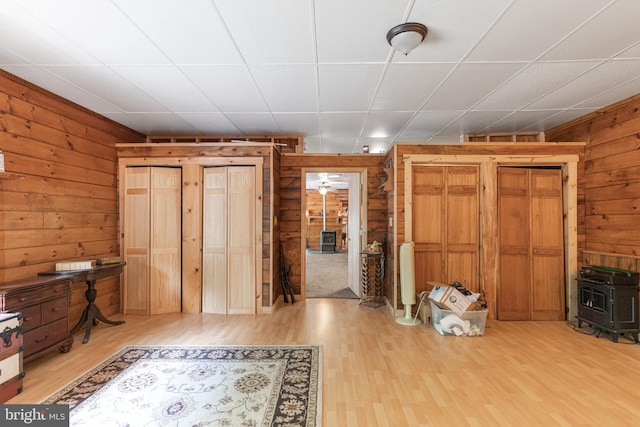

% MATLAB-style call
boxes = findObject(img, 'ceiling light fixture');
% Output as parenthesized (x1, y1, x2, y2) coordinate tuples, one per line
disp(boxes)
(386, 22, 428, 55)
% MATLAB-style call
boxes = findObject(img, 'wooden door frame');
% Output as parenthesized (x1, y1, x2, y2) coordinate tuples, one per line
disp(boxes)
(300, 167, 368, 300)
(403, 152, 579, 320)
(118, 157, 263, 314)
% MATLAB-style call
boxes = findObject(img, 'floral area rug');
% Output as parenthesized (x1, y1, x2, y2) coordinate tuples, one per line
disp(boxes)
(44, 345, 322, 427)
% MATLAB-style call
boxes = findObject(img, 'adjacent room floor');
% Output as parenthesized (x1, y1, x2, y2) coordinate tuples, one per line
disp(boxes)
(305, 248, 358, 299)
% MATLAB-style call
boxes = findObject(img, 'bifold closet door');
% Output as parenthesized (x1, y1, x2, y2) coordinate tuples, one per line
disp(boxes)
(202, 166, 256, 314)
(498, 167, 565, 320)
(123, 167, 181, 315)
(412, 165, 479, 293)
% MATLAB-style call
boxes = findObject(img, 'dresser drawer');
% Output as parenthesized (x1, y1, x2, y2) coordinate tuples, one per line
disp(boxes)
(20, 305, 42, 333)
(24, 318, 68, 356)
(42, 297, 68, 324)
(3, 281, 70, 309)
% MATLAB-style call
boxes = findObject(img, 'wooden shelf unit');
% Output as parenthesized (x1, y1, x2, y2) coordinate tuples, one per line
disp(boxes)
(462, 132, 545, 143)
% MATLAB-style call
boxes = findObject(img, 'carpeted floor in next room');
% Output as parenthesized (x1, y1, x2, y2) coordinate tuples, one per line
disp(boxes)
(305, 249, 358, 299)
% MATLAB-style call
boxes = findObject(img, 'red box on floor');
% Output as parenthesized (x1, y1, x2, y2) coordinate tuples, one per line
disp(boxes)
(0, 312, 24, 402)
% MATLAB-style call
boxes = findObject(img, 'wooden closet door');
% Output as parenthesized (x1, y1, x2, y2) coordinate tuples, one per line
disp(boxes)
(202, 166, 256, 314)
(412, 166, 478, 294)
(123, 167, 151, 315)
(498, 168, 530, 320)
(202, 168, 228, 314)
(123, 167, 181, 315)
(530, 169, 565, 320)
(149, 167, 182, 314)
(498, 167, 565, 320)
(446, 166, 479, 291)
(412, 167, 445, 292)
(227, 166, 256, 314)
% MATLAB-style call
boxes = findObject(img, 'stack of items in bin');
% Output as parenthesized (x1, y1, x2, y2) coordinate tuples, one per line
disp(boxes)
(428, 281, 488, 336)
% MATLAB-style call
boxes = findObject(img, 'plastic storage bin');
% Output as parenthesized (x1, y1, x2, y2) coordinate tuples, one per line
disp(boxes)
(430, 301, 487, 336)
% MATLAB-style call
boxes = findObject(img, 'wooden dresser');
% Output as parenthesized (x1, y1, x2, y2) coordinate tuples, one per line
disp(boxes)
(0, 276, 73, 363)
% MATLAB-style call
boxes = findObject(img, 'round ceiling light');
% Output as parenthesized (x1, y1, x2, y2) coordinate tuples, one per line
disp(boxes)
(386, 22, 428, 55)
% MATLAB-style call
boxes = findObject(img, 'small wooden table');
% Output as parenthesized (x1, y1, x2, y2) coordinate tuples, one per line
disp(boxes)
(38, 263, 126, 344)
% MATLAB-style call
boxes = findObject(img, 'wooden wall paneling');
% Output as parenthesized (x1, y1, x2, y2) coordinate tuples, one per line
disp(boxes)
(479, 162, 497, 319)
(0, 71, 143, 324)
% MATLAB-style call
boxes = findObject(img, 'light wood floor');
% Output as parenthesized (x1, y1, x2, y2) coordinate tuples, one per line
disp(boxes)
(9, 298, 640, 426)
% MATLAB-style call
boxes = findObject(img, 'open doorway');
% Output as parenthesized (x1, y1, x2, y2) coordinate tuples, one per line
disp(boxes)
(304, 171, 363, 299)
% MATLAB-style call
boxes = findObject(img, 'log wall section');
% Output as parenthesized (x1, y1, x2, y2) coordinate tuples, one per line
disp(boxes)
(0, 70, 145, 327)
(546, 93, 640, 270)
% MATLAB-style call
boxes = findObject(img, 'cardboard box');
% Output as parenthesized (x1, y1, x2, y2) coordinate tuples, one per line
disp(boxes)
(430, 301, 487, 336)
(428, 285, 473, 317)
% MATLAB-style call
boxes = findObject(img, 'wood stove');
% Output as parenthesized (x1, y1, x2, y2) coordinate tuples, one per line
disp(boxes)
(320, 230, 336, 253)
(576, 265, 639, 342)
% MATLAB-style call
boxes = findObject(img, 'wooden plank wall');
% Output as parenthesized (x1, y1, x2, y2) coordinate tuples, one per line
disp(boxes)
(279, 154, 387, 297)
(0, 70, 145, 327)
(546, 93, 640, 268)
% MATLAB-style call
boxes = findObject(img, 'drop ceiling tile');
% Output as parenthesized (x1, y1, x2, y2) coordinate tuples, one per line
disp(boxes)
(319, 113, 366, 138)
(318, 64, 384, 111)
(474, 61, 599, 111)
(467, 0, 611, 62)
(214, 0, 314, 64)
(396, 111, 465, 141)
(403, 0, 512, 62)
(180, 65, 268, 112)
(521, 109, 598, 133)
(320, 137, 360, 154)
(482, 110, 567, 133)
(361, 112, 414, 138)
(272, 113, 320, 137)
(528, 60, 640, 109)
(422, 63, 526, 110)
(112, 66, 219, 112)
(372, 63, 455, 111)
(114, 0, 242, 65)
(542, 0, 640, 61)
(104, 112, 200, 135)
(617, 42, 640, 59)
(442, 110, 517, 135)
(249, 65, 317, 112)
(315, 0, 401, 63)
(13, 0, 170, 65)
(579, 76, 640, 109)
(224, 113, 279, 134)
(40, 66, 170, 113)
(176, 112, 240, 134)
(302, 136, 323, 153)
(0, 3, 100, 65)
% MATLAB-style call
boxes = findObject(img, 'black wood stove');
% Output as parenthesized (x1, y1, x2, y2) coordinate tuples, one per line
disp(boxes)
(320, 230, 336, 253)
(576, 265, 640, 342)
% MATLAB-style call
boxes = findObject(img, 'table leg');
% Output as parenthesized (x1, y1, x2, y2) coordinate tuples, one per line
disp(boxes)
(71, 280, 125, 344)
